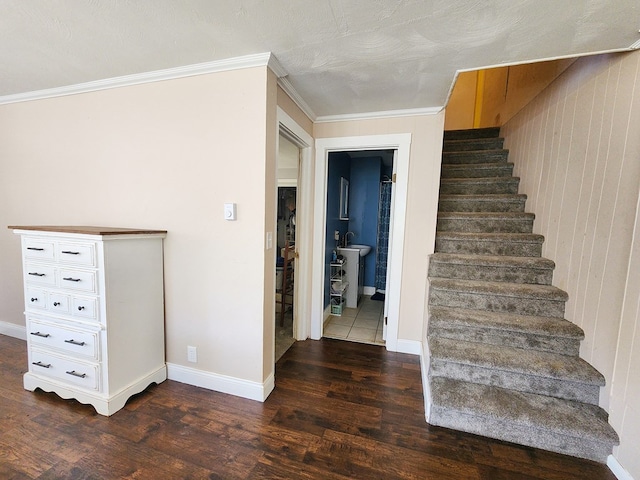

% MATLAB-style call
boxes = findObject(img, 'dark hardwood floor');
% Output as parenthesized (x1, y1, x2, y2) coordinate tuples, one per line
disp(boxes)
(0, 334, 616, 479)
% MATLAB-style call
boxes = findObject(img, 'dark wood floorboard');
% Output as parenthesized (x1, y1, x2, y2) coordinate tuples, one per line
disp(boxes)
(0, 334, 617, 479)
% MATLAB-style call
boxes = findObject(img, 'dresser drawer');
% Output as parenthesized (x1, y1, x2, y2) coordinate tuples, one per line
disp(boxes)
(26, 287, 47, 310)
(72, 296, 98, 321)
(23, 239, 55, 261)
(25, 263, 57, 287)
(57, 242, 96, 267)
(59, 268, 97, 293)
(48, 292, 71, 314)
(29, 348, 100, 391)
(28, 318, 99, 360)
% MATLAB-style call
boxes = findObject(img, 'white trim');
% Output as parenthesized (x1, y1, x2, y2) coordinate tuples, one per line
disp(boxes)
(395, 339, 422, 356)
(0, 320, 26, 340)
(167, 363, 274, 402)
(277, 107, 314, 342)
(608, 455, 635, 480)
(313, 133, 411, 350)
(277, 76, 318, 122)
(0, 52, 287, 106)
(421, 340, 433, 422)
(315, 107, 442, 123)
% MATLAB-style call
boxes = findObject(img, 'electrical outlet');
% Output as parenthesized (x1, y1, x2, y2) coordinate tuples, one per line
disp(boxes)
(334, 230, 340, 241)
(187, 345, 197, 363)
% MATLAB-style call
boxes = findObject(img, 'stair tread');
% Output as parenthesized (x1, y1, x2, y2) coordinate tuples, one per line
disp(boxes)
(429, 277, 569, 301)
(436, 232, 544, 243)
(439, 193, 526, 200)
(441, 176, 519, 183)
(444, 127, 501, 140)
(430, 377, 619, 442)
(430, 252, 554, 269)
(438, 211, 535, 219)
(442, 162, 514, 169)
(429, 305, 584, 340)
(429, 336, 604, 385)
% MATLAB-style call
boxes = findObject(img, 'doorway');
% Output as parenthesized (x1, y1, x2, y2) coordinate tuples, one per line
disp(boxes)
(312, 134, 412, 352)
(322, 150, 394, 346)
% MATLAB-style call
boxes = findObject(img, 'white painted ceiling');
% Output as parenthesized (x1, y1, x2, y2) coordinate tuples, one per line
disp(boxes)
(1, 1, 639, 118)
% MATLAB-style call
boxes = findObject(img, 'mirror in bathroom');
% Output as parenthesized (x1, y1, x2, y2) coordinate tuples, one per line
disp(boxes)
(339, 177, 349, 220)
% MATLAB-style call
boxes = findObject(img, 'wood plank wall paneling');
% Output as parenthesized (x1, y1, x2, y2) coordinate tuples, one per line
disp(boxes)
(502, 50, 640, 479)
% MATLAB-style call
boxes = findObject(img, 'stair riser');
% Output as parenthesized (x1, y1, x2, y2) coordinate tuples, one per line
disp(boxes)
(441, 165, 513, 178)
(429, 262, 553, 285)
(435, 237, 542, 257)
(437, 217, 534, 233)
(440, 181, 519, 195)
(438, 198, 525, 212)
(442, 151, 509, 164)
(429, 288, 566, 317)
(444, 138, 505, 151)
(428, 408, 613, 463)
(444, 127, 500, 140)
(429, 328, 580, 356)
(429, 360, 600, 405)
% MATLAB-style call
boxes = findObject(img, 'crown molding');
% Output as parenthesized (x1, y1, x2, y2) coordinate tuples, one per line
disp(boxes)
(0, 52, 284, 105)
(276, 76, 317, 122)
(315, 106, 443, 123)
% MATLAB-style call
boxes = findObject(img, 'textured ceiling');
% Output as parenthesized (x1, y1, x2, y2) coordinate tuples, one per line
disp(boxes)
(1, 1, 639, 118)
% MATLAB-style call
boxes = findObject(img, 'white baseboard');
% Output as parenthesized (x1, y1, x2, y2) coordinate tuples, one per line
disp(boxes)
(167, 363, 274, 402)
(0, 320, 26, 340)
(421, 340, 432, 422)
(394, 339, 422, 356)
(608, 455, 635, 480)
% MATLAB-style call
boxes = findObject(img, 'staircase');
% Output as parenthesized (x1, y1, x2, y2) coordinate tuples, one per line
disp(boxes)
(426, 127, 619, 463)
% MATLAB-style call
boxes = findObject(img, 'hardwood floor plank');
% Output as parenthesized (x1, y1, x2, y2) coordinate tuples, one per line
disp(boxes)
(0, 334, 619, 480)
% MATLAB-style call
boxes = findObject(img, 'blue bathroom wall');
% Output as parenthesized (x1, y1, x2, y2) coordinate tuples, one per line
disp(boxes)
(325, 153, 351, 307)
(349, 157, 382, 288)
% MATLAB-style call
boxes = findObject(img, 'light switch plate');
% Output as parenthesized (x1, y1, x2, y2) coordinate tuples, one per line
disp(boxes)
(224, 203, 236, 220)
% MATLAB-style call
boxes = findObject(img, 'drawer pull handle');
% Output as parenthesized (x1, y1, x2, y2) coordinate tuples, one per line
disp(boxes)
(32, 361, 52, 368)
(27, 247, 45, 251)
(28, 272, 45, 277)
(30, 297, 38, 302)
(30, 331, 51, 338)
(63, 277, 81, 282)
(77, 306, 85, 311)
(66, 370, 87, 378)
(53, 302, 61, 307)
(64, 339, 86, 346)
(61, 250, 80, 255)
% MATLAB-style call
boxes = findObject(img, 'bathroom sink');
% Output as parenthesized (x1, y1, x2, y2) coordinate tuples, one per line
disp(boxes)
(349, 244, 372, 257)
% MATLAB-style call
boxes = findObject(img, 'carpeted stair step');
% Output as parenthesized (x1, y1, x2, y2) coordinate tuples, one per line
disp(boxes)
(443, 149, 509, 165)
(439, 176, 520, 195)
(435, 232, 544, 257)
(441, 162, 514, 178)
(444, 127, 501, 140)
(437, 212, 534, 234)
(429, 337, 603, 404)
(444, 137, 505, 152)
(428, 305, 584, 355)
(428, 278, 568, 317)
(428, 377, 619, 463)
(429, 253, 554, 285)
(438, 194, 527, 212)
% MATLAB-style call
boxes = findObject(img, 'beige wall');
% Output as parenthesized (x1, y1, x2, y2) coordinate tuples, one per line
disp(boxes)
(0, 67, 275, 387)
(314, 113, 445, 343)
(502, 50, 640, 477)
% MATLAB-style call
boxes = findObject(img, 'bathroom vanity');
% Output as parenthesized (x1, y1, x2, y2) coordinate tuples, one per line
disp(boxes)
(10, 225, 167, 416)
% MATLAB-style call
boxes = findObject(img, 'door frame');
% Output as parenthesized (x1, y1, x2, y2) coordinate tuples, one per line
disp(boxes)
(312, 134, 412, 352)
(276, 107, 314, 341)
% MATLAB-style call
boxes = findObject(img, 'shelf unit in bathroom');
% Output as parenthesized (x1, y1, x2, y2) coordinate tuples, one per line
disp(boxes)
(330, 259, 348, 315)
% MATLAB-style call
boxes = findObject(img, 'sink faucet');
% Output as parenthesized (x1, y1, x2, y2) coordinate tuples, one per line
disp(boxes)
(343, 231, 355, 247)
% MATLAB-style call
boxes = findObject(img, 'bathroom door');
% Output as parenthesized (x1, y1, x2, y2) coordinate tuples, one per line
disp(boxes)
(382, 150, 398, 341)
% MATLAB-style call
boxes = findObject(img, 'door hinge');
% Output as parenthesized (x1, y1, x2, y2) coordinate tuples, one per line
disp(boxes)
(392, 173, 397, 183)
(384, 316, 388, 325)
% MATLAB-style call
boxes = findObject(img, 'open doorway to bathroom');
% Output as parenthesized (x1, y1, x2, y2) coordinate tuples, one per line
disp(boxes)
(323, 149, 395, 346)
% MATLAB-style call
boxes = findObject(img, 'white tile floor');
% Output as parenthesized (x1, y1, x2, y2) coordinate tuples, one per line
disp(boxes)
(323, 295, 385, 345)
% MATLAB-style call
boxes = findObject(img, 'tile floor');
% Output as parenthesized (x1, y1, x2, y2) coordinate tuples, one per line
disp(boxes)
(323, 295, 385, 345)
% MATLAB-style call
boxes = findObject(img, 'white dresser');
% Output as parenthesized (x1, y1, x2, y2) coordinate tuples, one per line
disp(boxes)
(10, 225, 167, 416)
